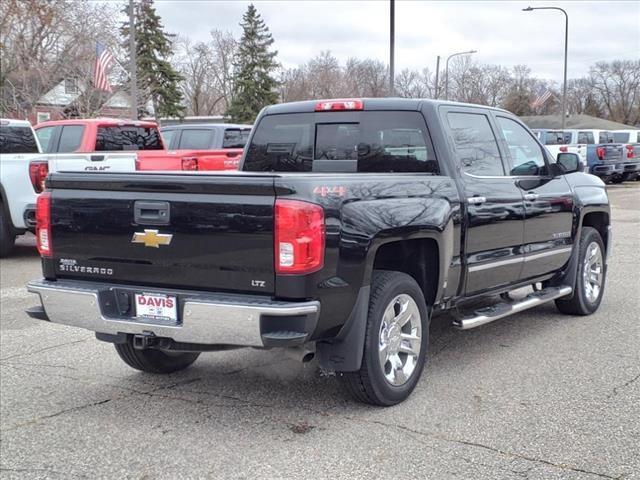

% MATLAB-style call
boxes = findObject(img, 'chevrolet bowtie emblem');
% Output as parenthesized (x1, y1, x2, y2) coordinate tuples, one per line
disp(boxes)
(131, 229, 173, 248)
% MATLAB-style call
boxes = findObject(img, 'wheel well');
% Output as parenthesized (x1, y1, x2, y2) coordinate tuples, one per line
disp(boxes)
(373, 238, 439, 305)
(582, 212, 609, 252)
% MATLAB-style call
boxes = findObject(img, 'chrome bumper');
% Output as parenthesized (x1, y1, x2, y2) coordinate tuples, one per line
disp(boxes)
(27, 279, 320, 347)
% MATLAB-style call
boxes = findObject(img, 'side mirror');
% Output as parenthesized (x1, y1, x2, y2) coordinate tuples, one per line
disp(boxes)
(556, 152, 582, 174)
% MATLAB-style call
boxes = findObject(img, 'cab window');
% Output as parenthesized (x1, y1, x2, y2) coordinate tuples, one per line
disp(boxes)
(57, 125, 84, 152)
(35, 126, 56, 153)
(447, 112, 504, 176)
(496, 116, 547, 176)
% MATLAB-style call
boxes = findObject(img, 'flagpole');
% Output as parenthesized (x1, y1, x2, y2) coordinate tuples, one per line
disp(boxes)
(128, 0, 138, 119)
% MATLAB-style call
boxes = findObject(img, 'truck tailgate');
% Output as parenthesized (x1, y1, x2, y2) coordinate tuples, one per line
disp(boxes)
(48, 172, 276, 294)
(48, 153, 137, 172)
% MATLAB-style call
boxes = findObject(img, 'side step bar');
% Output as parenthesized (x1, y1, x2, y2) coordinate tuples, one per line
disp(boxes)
(453, 285, 572, 330)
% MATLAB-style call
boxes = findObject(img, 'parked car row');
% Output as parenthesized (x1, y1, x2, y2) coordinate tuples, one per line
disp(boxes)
(0, 117, 252, 257)
(533, 128, 640, 183)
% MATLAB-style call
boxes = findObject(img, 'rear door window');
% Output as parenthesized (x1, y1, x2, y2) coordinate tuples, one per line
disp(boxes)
(446, 112, 504, 176)
(178, 129, 212, 149)
(244, 111, 438, 173)
(223, 128, 251, 148)
(57, 125, 85, 152)
(95, 126, 163, 151)
(0, 126, 39, 153)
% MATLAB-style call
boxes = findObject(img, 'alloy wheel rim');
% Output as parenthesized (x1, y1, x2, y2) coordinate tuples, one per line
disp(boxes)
(378, 294, 422, 386)
(583, 241, 603, 303)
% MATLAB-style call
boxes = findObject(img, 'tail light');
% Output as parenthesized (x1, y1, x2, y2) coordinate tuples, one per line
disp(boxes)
(36, 192, 52, 257)
(559, 146, 568, 153)
(181, 157, 198, 171)
(626, 145, 634, 159)
(315, 99, 363, 111)
(596, 146, 606, 160)
(275, 199, 325, 274)
(29, 160, 48, 193)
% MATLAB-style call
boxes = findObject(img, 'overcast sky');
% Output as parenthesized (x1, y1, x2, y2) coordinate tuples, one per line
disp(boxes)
(153, 0, 639, 82)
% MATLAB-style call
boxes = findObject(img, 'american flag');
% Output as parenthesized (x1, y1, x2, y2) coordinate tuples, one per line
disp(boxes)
(93, 42, 115, 92)
(532, 88, 553, 109)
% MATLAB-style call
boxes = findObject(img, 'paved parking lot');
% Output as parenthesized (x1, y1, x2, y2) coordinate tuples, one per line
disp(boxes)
(1, 184, 638, 480)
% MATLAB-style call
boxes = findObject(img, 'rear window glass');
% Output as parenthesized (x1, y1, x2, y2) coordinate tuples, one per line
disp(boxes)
(57, 125, 84, 152)
(223, 128, 251, 148)
(244, 112, 438, 173)
(543, 131, 571, 145)
(599, 131, 614, 143)
(178, 129, 211, 149)
(578, 131, 595, 144)
(613, 132, 630, 143)
(95, 126, 163, 151)
(0, 126, 39, 154)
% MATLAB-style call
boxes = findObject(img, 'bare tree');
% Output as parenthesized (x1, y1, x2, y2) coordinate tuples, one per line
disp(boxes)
(589, 60, 640, 125)
(1, 0, 120, 118)
(175, 30, 237, 116)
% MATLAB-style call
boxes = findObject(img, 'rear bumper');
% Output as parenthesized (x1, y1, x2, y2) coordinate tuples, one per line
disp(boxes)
(591, 163, 623, 176)
(27, 279, 320, 348)
(620, 161, 640, 173)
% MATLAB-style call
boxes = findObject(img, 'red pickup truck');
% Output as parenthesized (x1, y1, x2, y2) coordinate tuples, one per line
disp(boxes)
(34, 118, 243, 171)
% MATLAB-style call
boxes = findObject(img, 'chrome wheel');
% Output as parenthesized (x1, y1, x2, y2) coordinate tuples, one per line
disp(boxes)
(378, 294, 422, 386)
(582, 241, 603, 303)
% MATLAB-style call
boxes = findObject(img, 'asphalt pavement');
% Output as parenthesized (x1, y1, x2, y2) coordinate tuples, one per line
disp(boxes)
(1, 183, 639, 480)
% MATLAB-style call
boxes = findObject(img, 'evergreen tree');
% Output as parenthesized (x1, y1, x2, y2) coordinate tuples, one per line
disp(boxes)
(121, 0, 184, 119)
(226, 4, 279, 123)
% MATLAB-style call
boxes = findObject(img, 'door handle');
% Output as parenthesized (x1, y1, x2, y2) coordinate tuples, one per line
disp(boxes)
(467, 196, 487, 205)
(524, 193, 539, 201)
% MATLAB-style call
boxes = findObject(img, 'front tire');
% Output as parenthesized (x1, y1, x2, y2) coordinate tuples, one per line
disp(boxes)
(339, 271, 429, 406)
(115, 340, 200, 374)
(555, 227, 606, 315)
(0, 209, 16, 258)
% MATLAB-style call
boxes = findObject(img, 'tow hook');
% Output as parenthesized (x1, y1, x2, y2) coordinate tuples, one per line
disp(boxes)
(133, 331, 158, 350)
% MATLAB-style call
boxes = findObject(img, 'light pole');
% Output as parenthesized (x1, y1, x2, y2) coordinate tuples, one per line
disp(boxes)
(523, 6, 568, 130)
(445, 50, 477, 101)
(389, 0, 395, 96)
(128, 0, 138, 120)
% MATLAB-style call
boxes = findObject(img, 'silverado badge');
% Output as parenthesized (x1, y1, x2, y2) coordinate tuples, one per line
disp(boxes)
(131, 229, 173, 248)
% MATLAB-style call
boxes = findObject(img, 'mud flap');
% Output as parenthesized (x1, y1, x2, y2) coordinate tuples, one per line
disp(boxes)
(316, 286, 370, 372)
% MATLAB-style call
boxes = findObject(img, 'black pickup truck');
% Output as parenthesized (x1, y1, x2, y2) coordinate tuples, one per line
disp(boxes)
(27, 99, 611, 406)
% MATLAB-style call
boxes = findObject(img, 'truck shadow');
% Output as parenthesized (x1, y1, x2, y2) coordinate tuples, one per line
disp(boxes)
(122, 302, 569, 416)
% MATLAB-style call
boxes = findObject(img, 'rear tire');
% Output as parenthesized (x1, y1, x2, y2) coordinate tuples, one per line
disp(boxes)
(0, 209, 16, 258)
(338, 271, 429, 406)
(115, 340, 200, 374)
(610, 175, 624, 184)
(555, 227, 606, 315)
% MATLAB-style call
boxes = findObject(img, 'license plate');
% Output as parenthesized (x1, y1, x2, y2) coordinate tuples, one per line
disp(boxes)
(135, 293, 178, 322)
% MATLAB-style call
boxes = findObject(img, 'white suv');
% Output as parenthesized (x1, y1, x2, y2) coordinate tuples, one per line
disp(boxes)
(0, 119, 44, 256)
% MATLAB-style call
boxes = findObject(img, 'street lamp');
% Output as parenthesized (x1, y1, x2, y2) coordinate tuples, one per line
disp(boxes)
(445, 50, 477, 101)
(523, 6, 569, 130)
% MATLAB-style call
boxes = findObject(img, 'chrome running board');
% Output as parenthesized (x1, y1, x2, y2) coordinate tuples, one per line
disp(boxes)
(453, 285, 573, 330)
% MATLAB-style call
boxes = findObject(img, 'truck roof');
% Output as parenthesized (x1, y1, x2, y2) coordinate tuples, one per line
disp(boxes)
(263, 98, 511, 115)
(35, 118, 158, 128)
(0, 118, 33, 127)
(160, 123, 252, 131)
